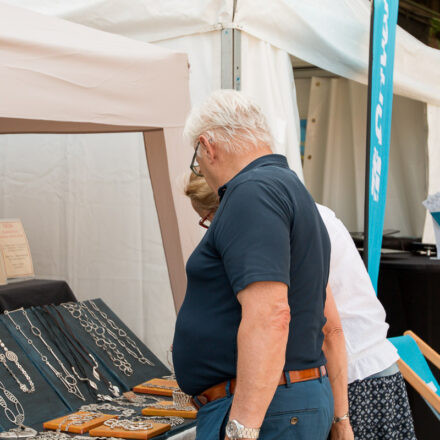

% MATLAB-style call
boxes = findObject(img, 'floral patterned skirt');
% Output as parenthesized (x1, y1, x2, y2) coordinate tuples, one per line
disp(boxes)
(348, 372, 417, 439)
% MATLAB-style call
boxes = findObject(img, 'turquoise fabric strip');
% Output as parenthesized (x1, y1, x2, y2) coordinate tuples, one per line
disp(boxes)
(389, 335, 440, 421)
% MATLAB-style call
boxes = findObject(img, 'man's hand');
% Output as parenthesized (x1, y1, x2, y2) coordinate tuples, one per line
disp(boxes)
(330, 420, 355, 440)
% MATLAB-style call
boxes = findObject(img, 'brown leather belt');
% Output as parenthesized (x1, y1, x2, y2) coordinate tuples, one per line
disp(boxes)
(191, 366, 327, 410)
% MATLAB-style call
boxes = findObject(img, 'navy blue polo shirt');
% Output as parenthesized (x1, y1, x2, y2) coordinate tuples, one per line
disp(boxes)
(173, 154, 330, 396)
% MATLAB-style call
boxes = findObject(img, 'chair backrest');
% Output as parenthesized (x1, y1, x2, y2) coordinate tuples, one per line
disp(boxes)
(389, 332, 440, 421)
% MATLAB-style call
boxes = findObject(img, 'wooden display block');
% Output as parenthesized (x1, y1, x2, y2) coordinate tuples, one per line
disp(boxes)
(141, 401, 197, 419)
(89, 422, 170, 439)
(43, 411, 116, 434)
(133, 378, 179, 397)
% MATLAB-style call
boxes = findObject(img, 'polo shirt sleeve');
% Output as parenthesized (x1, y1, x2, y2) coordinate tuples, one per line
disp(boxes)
(213, 180, 292, 295)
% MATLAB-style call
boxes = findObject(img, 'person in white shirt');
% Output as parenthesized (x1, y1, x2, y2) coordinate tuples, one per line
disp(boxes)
(316, 204, 416, 439)
(184, 174, 417, 439)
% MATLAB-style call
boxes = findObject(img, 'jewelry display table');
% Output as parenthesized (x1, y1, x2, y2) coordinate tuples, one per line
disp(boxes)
(0, 296, 197, 440)
(0, 279, 76, 312)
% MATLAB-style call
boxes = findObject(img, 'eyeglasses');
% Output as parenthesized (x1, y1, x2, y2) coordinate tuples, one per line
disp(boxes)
(190, 142, 204, 177)
(199, 213, 211, 229)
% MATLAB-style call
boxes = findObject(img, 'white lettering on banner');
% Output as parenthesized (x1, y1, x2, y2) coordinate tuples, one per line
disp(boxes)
(371, 0, 390, 202)
(371, 148, 382, 202)
(375, 103, 383, 146)
(380, 67, 385, 85)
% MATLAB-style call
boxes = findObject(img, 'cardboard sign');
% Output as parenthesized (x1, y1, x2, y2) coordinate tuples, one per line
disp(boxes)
(0, 248, 6, 285)
(0, 219, 34, 279)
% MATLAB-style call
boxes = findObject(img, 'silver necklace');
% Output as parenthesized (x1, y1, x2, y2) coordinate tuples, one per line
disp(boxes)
(79, 403, 134, 418)
(112, 394, 161, 408)
(143, 401, 195, 412)
(143, 388, 194, 412)
(103, 418, 153, 431)
(131, 415, 184, 428)
(0, 425, 37, 439)
(88, 301, 154, 366)
(61, 303, 133, 376)
(5, 310, 85, 401)
(143, 381, 179, 392)
(56, 412, 102, 433)
(0, 380, 25, 427)
(18, 431, 116, 440)
(0, 338, 35, 393)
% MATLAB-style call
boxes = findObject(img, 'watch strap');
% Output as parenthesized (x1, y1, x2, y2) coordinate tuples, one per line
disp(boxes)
(237, 427, 260, 439)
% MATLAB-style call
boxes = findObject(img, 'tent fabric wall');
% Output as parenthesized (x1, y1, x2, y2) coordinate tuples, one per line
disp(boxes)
(241, 33, 303, 180)
(0, 133, 177, 363)
(423, 105, 440, 243)
(235, 0, 440, 106)
(302, 77, 428, 237)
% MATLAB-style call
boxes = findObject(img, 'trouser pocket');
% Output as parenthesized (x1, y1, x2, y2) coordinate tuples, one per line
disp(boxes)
(195, 396, 232, 440)
(260, 408, 329, 440)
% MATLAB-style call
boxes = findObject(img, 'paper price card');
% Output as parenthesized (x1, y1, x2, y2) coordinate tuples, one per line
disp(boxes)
(0, 219, 34, 279)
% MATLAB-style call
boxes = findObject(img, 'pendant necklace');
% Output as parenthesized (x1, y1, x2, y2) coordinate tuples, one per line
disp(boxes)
(0, 338, 35, 393)
(5, 309, 85, 401)
(0, 380, 25, 427)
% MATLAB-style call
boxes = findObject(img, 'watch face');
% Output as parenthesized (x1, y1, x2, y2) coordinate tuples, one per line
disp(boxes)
(226, 420, 238, 437)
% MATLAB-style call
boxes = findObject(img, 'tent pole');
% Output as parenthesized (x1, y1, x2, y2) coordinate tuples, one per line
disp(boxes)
(143, 130, 187, 312)
(363, 0, 375, 270)
(221, 24, 241, 90)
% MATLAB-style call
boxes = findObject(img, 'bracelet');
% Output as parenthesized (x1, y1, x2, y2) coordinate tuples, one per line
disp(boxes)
(333, 413, 349, 424)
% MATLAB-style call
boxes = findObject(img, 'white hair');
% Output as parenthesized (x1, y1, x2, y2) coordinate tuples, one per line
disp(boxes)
(183, 90, 273, 153)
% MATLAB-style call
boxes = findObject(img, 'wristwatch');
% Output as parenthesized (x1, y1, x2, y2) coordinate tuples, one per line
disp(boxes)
(333, 413, 350, 424)
(225, 419, 260, 439)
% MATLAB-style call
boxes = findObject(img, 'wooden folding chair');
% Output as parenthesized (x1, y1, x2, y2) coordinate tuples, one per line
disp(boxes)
(389, 330, 440, 420)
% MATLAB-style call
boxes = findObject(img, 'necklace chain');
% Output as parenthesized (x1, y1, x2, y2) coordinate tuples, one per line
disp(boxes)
(103, 418, 153, 431)
(0, 380, 25, 426)
(0, 338, 35, 393)
(88, 300, 154, 366)
(5, 309, 85, 401)
(61, 303, 133, 376)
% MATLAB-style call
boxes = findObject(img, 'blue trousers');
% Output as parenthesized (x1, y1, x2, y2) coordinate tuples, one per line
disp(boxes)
(195, 375, 334, 440)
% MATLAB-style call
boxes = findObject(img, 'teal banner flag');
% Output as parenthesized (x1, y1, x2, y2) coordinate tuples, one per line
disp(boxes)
(364, 0, 399, 291)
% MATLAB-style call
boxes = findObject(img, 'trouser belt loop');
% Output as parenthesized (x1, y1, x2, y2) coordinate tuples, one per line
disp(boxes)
(284, 371, 292, 388)
(319, 365, 324, 383)
(225, 380, 232, 398)
(191, 394, 209, 409)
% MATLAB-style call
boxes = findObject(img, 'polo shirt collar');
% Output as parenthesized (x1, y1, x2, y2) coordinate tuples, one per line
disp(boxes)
(217, 154, 288, 200)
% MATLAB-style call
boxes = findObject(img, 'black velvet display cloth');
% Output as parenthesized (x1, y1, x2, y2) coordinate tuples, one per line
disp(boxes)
(0, 279, 76, 312)
(378, 254, 440, 440)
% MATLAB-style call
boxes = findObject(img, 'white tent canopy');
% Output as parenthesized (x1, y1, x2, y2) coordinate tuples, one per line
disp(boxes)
(10, 0, 439, 105)
(1, 0, 439, 362)
(0, 2, 193, 362)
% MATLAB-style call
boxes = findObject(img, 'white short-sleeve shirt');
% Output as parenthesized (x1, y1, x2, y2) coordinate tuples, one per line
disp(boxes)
(317, 204, 399, 383)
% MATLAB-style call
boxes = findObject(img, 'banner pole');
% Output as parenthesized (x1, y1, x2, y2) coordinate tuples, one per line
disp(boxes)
(363, 0, 375, 270)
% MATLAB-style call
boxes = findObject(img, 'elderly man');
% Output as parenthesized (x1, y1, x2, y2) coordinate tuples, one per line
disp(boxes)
(173, 90, 343, 440)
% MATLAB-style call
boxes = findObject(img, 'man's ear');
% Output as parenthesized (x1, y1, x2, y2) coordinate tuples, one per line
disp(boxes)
(199, 135, 216, 163)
